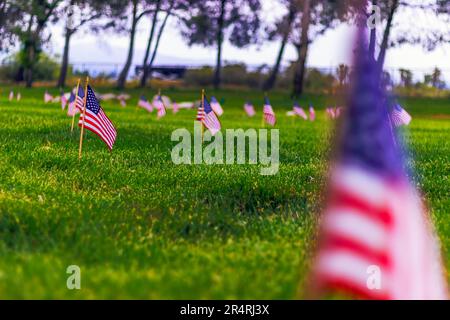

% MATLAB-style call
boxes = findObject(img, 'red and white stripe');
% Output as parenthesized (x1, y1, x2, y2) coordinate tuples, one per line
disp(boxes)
(79, 108, 117, 150)
(44, 92, 53, 103)
(263, 104, 276, 126)
(309, 106, 316, 121)
(294, 106, 308, 120)
(196, 106, 205, 122)
(153, 99, 166, 119)
(203, 112, 221, 135)
(244, 103, 256, 117)
(314, 166, 447, 299)
(138, 99, 153, 112)
(211, 100, 224, 116)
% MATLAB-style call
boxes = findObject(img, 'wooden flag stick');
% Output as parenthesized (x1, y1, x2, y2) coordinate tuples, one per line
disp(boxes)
(78, 77, 89, 160)
(201, 89, 205, 143)
(71, 78, 81, 132)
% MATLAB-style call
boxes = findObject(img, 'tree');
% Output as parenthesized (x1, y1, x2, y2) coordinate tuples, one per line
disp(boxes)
(399, 68, 412, 87)
(10, 0, 64, 87)
(180, 0, 262, 89)
(0, 1, 22, 52)
(116, 0, 158, 90)
(56, 0, 106, 88)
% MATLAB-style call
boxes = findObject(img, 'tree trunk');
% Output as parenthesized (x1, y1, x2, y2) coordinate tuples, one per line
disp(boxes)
(24, 43, 36, 88)
(57, 29, 72, 88)
(117, 1, 138, 90)
(263, 8, 295, 91)
(213, 0, 226, 90)
(292, 0, 311, 98)
(377, 0, 399, 72)
(140, 0, 161, 87)
(147, 3, 173, 87)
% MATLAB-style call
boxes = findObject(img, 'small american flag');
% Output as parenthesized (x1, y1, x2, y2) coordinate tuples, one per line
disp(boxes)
(61, 90, 68, 110)
(67, 91, 78, 116)
(293, 102, 308, 120)
(154, 95, 166, 119)
(210, 96, 224, 116)
(78, 85, 117, 150)
(119, 99, 126, 107)
(196, 101, 205, 122)
(44, 91, 53, 103)
(75, 86, 84, 111)
(244, 101, 256, 117)
(203, 96, 221, 135)
(391, 104, 412, 127)
(335, 107, 343, 118)
(312, 31, 446, 300)
(263, 96, 276, 126)
(138, 95, 153, 112)
(326, 107, 336, 119)
(172, 101, 180, 114)
(309, 104, 316, 121)
(9, 91, 14, 101)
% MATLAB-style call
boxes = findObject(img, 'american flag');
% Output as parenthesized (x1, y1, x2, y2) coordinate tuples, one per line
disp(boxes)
(326, 107, 336, 119)
(263, 96, 276, 126)
(78, 85, 117, 150)
(16, 92, 21, 101)
(9, 91, 14, 101)
(312, 31, 447, 300)
(293, 102, 308, 120)
(67, 91, 78, 117)
(335, 107, 343, 118)
(309, 104, 316, 121)
(154, 95, 166, 119)
(138, 95, 153, 112)
(44, 91, 53, 103)
(203, 96, 221, 135)
(61, 90, 68, 110)
(391, 104, 412, 127)
(172, 101, 180, 114)
(210, 96, 224, 116)
(119, 98, 126, 107)
(196, 101, 205, 122)
(75, 86, 84, 111)
(244, 101, 256, 117)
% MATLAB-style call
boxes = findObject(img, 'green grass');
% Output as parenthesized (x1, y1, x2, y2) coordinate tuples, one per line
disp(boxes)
(0, 87, 448, 299)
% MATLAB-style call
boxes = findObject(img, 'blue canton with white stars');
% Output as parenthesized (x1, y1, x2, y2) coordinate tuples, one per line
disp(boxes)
(86, 86, 101, 114)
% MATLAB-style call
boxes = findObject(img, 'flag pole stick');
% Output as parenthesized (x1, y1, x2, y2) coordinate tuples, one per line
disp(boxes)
(78, 77, 89, 160)
(71, 78, 81, 132)
(201, 89, 205, 143)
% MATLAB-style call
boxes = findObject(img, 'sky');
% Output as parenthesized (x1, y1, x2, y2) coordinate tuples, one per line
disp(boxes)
(18, 1, 450, 83)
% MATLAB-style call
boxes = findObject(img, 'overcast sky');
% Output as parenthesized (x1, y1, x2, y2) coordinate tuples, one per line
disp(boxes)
(37, 1, 450, 82)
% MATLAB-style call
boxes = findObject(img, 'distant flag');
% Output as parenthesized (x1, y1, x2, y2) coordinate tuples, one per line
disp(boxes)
(67, 91, 78, 116)
(75, 86, 85, 111)
(202, 96, 221, 135)
(312, 28, 447, 300)
(44, 91, 53, 103)
(391, 104, 412, 127)
(78, 85, 117, 150)
(210, 96, 224, 116)
(16, 92, 21, 101)
(172, 101, 180, 114)
(262, 96, 276, 126)
(309, 104, 316, 121)
(326, 107, 336, 119)
(293, 101, 308, 120)
(60, 90, 68, 110)
(119, 98, 126, 107)
(244, 101, 256, 117)
(154, 94, 166, 119)
(335, 107, 343, 118)
(9, 91, 14, 101)
(138, 95, 153, 112)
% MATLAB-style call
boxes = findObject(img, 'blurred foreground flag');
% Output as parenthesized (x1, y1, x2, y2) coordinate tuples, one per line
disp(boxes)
(244, 101, 256, 117)
(44, 91, 53, 103)
(78, 85, 117, 150)
(309, 104, 316, 121)
(293, 101, 308, 120)
(311, 30, 447, 300)
(138, 95, 153, 112)
(263, 96, 276, 126)
(154, 94, 166, 119)
(210, 96, 224, 116)
(9, 91, 14, 101)
(203, 96, 221, 135)
(391, 104, 412, 127)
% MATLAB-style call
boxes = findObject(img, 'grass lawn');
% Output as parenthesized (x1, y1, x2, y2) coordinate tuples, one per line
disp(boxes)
(0, 86, 448, 299)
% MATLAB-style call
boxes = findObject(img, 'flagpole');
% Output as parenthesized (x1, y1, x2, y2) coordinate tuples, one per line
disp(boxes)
(201, 89, 205, 143)
(71, 78, 81, 132)
(78, 77, 89, 160)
